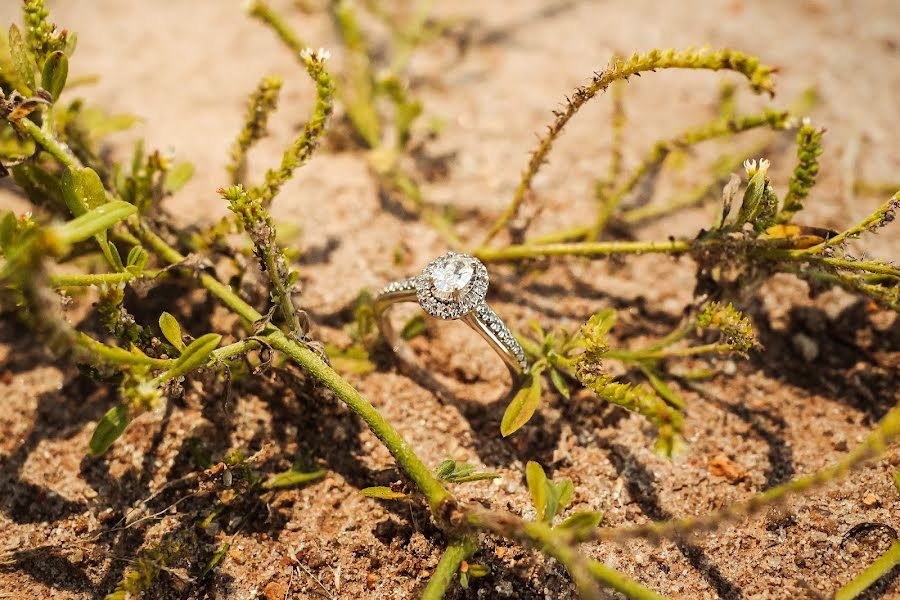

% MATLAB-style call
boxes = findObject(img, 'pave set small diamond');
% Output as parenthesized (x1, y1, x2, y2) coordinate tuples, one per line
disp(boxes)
(380, 276, 417, 295)
(475, 303, 527, 370)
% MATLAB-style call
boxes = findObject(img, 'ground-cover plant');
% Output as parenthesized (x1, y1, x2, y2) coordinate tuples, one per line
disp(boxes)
(1, 1, 899, 598)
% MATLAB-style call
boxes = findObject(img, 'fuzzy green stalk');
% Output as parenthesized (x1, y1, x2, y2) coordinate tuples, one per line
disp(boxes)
(421, 537, 477, 600)
(251, 52, 334, 207)
(228, 75, 283, 185)
(605, 343, 733, 361)
(49, 270, 146, 287)
(475, 239, 691, 262)
(135, 227, 452, 512)
(246, 0, 307, 54)
(466, 510, 666, 599)
(834, 541, 900, 600)
(8, 115, 80, 167)
(223, 185, 304, 337)
(777, 120, 823, 223)
(480, 47, 776, 246)
(791, 193, 899, 255)
(593, 400, 900, 544)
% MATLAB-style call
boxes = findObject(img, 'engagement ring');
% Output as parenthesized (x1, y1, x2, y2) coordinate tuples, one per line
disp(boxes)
(375, 252, 528, 384)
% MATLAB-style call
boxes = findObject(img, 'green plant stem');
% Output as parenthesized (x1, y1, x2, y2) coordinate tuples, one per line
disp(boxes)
(77, 332, 173, 368)
(421, 537, 477, 600)
(475, 239, 691, 262)
(792, 194, 899, 255)
(834, 540, 900, 600)
(587, 560, 667, 600)
(247, 0, 307, 54)
(210, 339, 261, 363)
(466, 510, 666, 599)
(11, 117, 80, 167)
(49, 268, 164, 287)
(134, 226, 451, 512)
(606, 343, 732, 362)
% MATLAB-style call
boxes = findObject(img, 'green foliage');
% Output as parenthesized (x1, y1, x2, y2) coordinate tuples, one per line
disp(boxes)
(52, 200, 135, 245)
(262, 465, 326, 490)
(105, 536, 185, 600)
(500, 363, 545, 436)
(696, 302, 754, 353)
(525, 461, 574, 524)
(89, 404, 130, 456)
(40, 50, 66, 100)
(434, 459, 499, 483)
(778, 119, 824, 223)
(252, 48, 334, 207)
(361, 485, 408, 499)
(158, 312, 186, 353)
(228, 74, 283, 184)
(572, 311, 686, 457)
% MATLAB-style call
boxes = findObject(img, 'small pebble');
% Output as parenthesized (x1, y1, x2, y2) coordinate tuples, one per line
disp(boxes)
(862, 494, 880, 507)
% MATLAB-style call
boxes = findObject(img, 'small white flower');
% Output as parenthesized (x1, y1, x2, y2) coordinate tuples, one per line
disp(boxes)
(801, 116, 812, 126)
(299, 47, 313, 61)
(743, 159, 757, 175)
(316, 47, 331, 61)
(743, 157, 770, 178)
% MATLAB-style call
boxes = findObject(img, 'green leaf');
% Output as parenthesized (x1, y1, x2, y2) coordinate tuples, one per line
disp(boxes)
(52, 200, 136, 245)
(262, 467, 326, 490)
(61, 166, 108, 216)
(556, 511, 603, 541)
(107, 241, 125, 272)
(8, 24, 35, 93)
(162, 333, 221, 380)
(126, 246, 148, 271)
(734, 160, 769, 228)
(158, 312, 186, 353)
(435, 459, 456, 479)
(400, 314, 427, 340)
(40, 51, 68, 100)
(500, 366, 544, 437)
(435, 459, 499, 483)
(163, 162, 195, 194)
(467, 564, 490, 577)
(360, 486, 407, 500)
(640, 367, 685, 409)
(88, 404, 130, 456)
(453, 472, 500, 483)
(893, 472, 900, 496)
(525, 461, 548, 521)
(556, 478, 574, 513)
(459, 570, 469, 589)
(200, 542, 230, 578)
(549, 368, 571, 399)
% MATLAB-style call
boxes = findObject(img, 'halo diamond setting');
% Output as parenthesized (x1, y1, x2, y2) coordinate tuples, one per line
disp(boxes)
(415, 252, 488, 319)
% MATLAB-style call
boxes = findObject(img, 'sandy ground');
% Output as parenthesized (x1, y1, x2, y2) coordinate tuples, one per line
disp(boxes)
(1, 0, 899, 598)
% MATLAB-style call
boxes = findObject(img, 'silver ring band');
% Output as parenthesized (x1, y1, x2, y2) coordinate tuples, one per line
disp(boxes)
(374, 253, 528, 384)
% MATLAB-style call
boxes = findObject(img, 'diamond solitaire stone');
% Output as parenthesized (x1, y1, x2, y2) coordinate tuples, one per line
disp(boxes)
(430, 255, 474, 300)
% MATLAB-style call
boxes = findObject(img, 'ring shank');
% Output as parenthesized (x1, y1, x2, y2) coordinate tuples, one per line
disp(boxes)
(374, 288, 527, 384)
